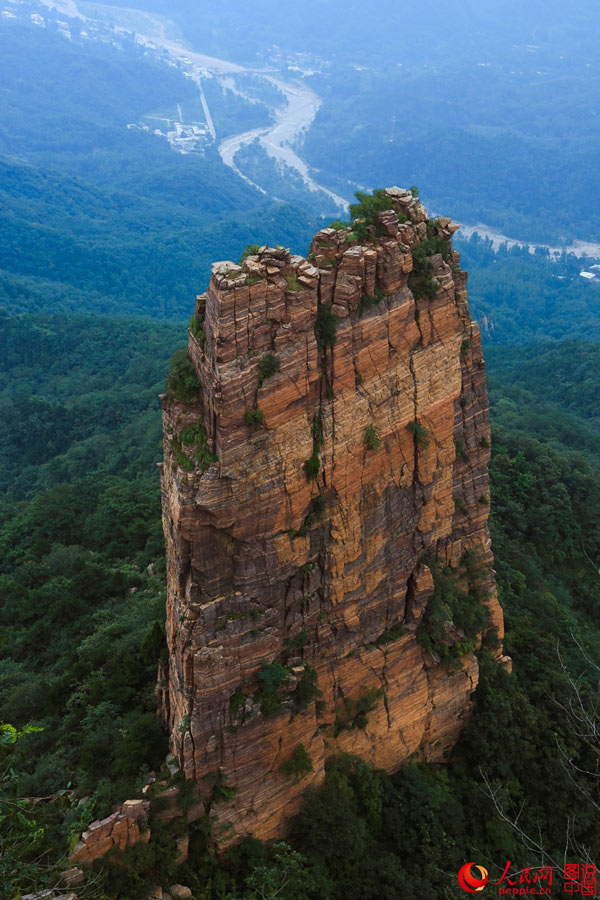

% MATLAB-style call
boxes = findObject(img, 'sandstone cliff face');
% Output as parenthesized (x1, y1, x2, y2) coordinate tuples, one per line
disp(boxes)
(70, 800, 150, 865)
(159, 187, 504, 845)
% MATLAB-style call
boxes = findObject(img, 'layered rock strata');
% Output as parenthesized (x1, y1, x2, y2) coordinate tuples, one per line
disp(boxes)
(70, 799, 150, 864)
(159, 187, 504, 845)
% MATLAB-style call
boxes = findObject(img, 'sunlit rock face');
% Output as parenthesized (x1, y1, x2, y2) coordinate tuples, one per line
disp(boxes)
(159, 188, 504, 845)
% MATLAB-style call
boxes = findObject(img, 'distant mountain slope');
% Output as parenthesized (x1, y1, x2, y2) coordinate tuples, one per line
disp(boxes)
(0, 157, 320, 317)
(460, 238, 600, 345)
(97, 0, 600, 243)
(0, 310, 184, 497)
(0, 18, 321, 317)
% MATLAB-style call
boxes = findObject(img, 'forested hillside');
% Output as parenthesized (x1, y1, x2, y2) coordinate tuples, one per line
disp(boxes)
(2, 311, 599, 897)
(0, 154, 318, 318)
(460, 238, 600, 344)
(0, 19, 320, 318)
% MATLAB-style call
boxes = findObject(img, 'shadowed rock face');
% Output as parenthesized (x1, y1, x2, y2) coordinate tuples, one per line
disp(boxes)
(159, 187, 504, 845)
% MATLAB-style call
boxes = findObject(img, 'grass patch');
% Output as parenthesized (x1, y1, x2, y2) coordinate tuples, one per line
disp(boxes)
(178, 422, 216, 470)
(171, 437, 194, 472)
(375, 623, 406, 646)
(360, 288, 384, 315)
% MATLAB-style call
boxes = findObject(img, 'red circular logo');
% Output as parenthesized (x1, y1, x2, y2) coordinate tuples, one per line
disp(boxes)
(457, 863, 490, 893)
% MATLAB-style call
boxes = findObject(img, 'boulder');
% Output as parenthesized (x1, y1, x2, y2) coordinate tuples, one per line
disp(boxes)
(170, 886, 193, 900)
(62, 867, 85, 887)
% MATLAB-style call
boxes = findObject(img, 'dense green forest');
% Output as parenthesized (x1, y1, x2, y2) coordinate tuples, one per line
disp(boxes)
(460, 238, 600, 344)
(0, 312, 184, 497)
(2, 310, 599, 897)
(0, 151, 318, 319)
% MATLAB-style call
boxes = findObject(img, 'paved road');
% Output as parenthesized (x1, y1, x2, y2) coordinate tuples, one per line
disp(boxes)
(39, 0, 348, 212)
(457, 223, 600, 260)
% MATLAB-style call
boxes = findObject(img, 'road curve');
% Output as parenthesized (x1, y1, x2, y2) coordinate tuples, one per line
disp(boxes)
(40, 0, 348, 212)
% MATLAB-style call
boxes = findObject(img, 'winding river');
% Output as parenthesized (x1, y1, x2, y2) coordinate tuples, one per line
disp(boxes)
(34, 1, 600, 251)
(39, 0, 348, 211)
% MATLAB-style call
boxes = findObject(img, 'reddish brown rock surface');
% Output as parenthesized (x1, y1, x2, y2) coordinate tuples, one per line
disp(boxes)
(159, 187, 504, 845)
(70, 799, 150, 864)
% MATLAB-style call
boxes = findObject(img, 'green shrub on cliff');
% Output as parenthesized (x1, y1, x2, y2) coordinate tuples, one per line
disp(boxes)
(244, 405, 265, 427)
(312, 411, 325, 450)
(281, 744, 314, 783)
(167, 347, 202, 403)
(364, 425, 381, 451)
(333, 687, 383, 736)
(408, 244, 440, 300)
(416, 558, 490, 664)
(315, 302, 338, 350)
(189, 312, 206, 346)
(258, 352, 280, 386)
(239, 243, 261, 264)
(406, 420, 430, 447)
(303, 451, 320, 481)
(257, 660, 289, 717)
(292, 665, 322, 710)
(349, 189, 394, 227)
(360, 288, 384, 315)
